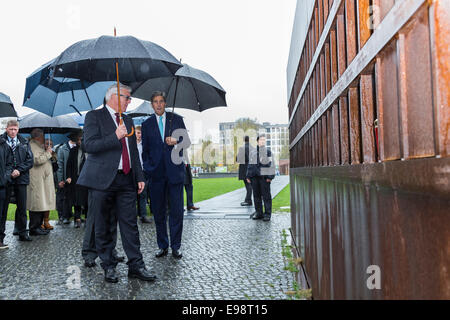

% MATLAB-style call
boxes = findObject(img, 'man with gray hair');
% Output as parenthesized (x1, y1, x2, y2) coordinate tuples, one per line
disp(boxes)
(77, 83, 155, 283)
(1, 120, 34, 241)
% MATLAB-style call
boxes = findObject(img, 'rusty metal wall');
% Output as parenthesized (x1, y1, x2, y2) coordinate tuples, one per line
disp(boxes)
(287, 0, 450, 299)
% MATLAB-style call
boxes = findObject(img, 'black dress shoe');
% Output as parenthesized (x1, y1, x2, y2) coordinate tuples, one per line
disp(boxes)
(155, 248, 168, 258)
(241, 201, 252, 206)
(63, 218, 70, 224)
(252, 213, 263, 220)
(29, 228, 49, 236)
(84, 260, 96, 268)
(263, 214, 271, 221)
(19, 234, 32, 241)
(113, 255, 125, 263)
(128, 267, 157, 281)
(104, 268, 119, 283)
(13, 228, 19, 236)
(140, 216, 152, 224)
(172, 249, 183, 259)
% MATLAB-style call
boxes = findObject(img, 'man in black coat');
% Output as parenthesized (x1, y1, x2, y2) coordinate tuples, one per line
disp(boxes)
(184, 162, 199, 211)
(236, 136, 254, 206)
(0, 134, 14, 249)
(1, 120, 34, 241)
(246, 134, 275, 221)
(77, 83, 156, 283)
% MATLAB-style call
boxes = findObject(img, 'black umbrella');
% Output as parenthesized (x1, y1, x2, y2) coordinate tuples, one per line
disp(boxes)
(125, 101, 154, 118)
(19, 112, 81, 134)
(131, 64, 226, 134)
(131, 64, 227, 112)
(50, 35, 182, 84)
(49, 32, 183, 137)
(0, 92, 18, 117)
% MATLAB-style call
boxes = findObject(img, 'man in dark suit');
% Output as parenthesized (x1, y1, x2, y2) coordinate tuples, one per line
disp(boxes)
(77, 83, 156, 283)
(236, 135, 253, 207)
(141, 91, 191, 260)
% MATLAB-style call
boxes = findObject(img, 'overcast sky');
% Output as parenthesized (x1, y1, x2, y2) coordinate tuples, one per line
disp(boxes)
(0, 0, 296, 143)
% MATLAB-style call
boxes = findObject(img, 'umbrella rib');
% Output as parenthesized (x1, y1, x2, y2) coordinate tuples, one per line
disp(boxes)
(188, 77, 203, 111)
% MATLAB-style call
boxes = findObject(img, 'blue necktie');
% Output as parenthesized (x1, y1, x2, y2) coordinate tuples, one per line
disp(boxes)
(159, 116, 164, 141)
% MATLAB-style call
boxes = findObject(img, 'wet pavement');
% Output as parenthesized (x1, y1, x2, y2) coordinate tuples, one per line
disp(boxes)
(0, 176, 293, 300)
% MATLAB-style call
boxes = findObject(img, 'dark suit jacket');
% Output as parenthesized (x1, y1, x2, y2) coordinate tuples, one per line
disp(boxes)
(77, 107, 144, 191)
(141, 112, 190, 184)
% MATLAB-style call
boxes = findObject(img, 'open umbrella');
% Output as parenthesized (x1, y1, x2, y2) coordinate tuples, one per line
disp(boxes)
(131, 64, 226, 134)
(18, 112, 81, 134)
(23, 59, 115, 117)
(0, 92, 18, 117)
(131, 64, 227, 112)
(49, 32, 183, 136)
(125, 101, 154, 118)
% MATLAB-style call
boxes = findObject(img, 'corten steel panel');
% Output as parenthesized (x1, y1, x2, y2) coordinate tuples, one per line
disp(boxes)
(345, 0, 358, 65)
(399, 7, 436, 159)
(322, 115, 329, 165)
(325, 42, 332, 95)
(318, 0, 324, 37)
(348, 87, 362, 164)
(291, 157, 450, 299)
(315, 7, 320, 48)
(429, 0, 450, 156)
(360, 74, 377, 163)
(327, 109, 334, 165)
(318, 120, 323, 166)
(357, 0, 372, 49)
(375, 41, 401, 161)
(332, 103, 341, 165)
(321, 53, 326, 102)
(330, 29, 339, 86)
(339, 96, 350, 164)
(336, 13, 347, 77)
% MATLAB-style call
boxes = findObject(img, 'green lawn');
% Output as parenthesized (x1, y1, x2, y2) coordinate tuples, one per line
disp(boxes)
(272, 184, 291, 212)
(185, 177, 245, 204)
(6, 178, 290, 220)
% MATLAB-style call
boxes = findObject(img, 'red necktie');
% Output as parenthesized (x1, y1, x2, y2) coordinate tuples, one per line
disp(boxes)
(115, 113, 131, 175)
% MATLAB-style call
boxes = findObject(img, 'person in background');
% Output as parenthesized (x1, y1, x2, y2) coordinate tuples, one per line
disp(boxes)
(237, 135, 253, 207)
(27, 129, 56, 235)
(246, 134, 275, 222)
(57, 132, 80, 224)
(135, 126, 151, 223)
(65, 132, 88, 228)
(0, 134, 14, 249)
(42, 138, 57, 230)
(54, 142, 65, 225)
(184, 154, 199, 212)
(1, 120, 33, 241)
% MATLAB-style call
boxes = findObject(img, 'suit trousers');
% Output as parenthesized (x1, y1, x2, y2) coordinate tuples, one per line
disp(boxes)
(150, 177, 184, 251)
(90, 171, 144, 271)
(0, 188, 7, 242)
(3, 184, 28, 236)
(250, 177, 272, 216)
(244, 179, 253, 203)
(82, 188, 119, 263)
(136, 179, 149, 218)
(184, 183, 194, 208)
(29, 211, 45, 231)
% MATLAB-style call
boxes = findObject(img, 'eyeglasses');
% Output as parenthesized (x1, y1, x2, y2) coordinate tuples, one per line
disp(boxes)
(118, 94, 132, 101)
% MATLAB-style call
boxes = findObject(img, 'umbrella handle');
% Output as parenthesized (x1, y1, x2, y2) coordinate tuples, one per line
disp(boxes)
(114, 31, 134, 138)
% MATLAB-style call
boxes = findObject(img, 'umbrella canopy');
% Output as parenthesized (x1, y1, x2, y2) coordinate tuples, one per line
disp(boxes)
(131, 64, 227, 112)
(0, 92, 18, 117)
(50, 35, 182, 83)
(23, 60, 115, 117)
(126, 101, 154, 118)
(19, 112, 81, 134)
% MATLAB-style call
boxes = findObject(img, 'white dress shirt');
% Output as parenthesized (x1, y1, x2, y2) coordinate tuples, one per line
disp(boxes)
(106, 104, 132, 170)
